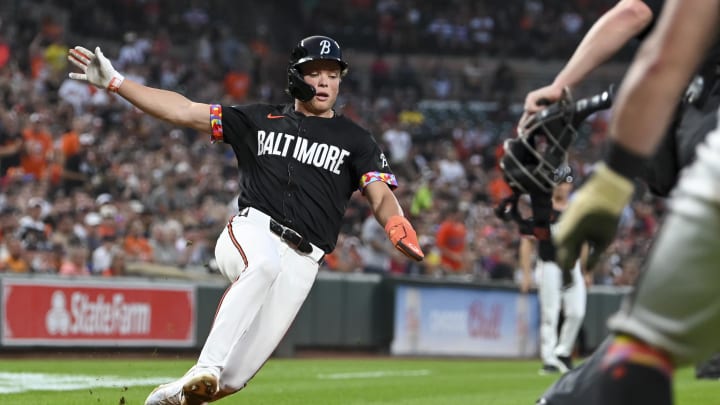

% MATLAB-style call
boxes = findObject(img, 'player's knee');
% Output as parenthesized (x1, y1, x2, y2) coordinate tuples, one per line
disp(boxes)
(564, 307, 586, 321)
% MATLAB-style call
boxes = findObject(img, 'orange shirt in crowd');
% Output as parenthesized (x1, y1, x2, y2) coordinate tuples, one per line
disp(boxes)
(21, 126, 53, 180)
(435, 219, 467, 272)
(224, 71, 250, 101)
(2, 256, 30, 273)
(60, 130, 80, 157)
(488, 169, 513, 205)
(124, 235, 154, 261)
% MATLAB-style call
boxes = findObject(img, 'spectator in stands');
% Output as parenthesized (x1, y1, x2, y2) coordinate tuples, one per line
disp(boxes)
(150, 220, 188, 267)
(91, 233, 118, 274)
(489, 59, 517, 101)
(19, 197, 50, 251)
(462, 57, 488, 96)
(123, 218, 154, 262)
(382, 121, 415, 181)
(58, 116, 92, 195)
(435, 142, 466, 186)
(0, 113, 23, 180)
(58, 243, 90, 276)
(435, 203, 469, 275)
(21, 113, 53, 181)
(48, 213, 80, 252)
(370, 52, 392, 94)
(360, 213, 395, 274)
(101, 251, 127, 277)
(393, 54, 423, 98)
(323, 233, 364, 273)
(0, 239, 31, 273)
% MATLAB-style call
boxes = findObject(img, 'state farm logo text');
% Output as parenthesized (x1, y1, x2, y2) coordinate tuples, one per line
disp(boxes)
(45, 290, 151, 336)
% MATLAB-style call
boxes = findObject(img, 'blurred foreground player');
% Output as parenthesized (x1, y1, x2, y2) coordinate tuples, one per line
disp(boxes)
(540, 1, 720, 404)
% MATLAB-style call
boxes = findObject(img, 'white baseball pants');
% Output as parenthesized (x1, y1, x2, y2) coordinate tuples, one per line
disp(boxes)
(537, 259, 586, 364)
(196, 208, 324, 393)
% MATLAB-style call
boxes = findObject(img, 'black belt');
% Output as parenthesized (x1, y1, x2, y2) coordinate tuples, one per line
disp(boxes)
(269, 219, 313, 254)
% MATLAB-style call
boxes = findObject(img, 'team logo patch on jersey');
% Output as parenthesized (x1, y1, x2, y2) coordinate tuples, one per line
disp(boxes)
(379, 153, 389, 168)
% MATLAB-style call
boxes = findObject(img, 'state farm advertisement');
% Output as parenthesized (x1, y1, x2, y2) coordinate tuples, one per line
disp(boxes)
(2, 279, 196, 347)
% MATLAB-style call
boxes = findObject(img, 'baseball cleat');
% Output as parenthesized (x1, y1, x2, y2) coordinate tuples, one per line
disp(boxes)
(182, 372, 219, 405)
(558, 356, 574, 371)
(145, 379, 183, 405)
(539, 358, 569, 376)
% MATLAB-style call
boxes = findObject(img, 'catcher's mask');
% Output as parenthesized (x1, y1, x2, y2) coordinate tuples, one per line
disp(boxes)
(286, 35, 349, 102)
(501, 88, 581, 194)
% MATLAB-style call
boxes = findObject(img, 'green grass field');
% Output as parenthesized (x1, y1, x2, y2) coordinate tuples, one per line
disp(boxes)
(0, 356, 718, 404)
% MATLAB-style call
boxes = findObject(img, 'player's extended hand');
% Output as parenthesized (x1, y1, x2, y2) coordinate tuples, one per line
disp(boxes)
(553, 163, 634, 271)
(68, 46, 124, 92)
(385, 215, 424, 261)
(518, 84, 565, 130)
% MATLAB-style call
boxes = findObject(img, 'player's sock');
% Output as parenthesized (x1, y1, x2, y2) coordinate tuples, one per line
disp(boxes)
(598, 334, 674, 405)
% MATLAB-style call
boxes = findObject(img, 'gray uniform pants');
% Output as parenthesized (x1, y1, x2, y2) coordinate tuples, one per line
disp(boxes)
(608, 111, 720, 365)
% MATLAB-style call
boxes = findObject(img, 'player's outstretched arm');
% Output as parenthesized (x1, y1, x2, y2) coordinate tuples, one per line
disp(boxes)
(520, 0, 653, 121)
(364, 182, 424, 261)
(68, 46, 212, 135)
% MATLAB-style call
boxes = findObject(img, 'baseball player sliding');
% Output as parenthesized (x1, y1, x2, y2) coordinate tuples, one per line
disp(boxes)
(67, 35, 424, 405)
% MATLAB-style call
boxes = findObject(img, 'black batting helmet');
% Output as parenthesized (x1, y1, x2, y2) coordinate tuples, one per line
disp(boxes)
(286, 35, 349, 102)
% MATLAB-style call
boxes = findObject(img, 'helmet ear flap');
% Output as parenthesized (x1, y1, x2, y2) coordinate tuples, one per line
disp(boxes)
(286, 65, 316, 102)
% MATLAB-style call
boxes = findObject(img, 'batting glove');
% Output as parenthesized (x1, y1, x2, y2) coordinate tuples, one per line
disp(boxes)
(553, 163, 634, 271)
(68, 46, 124, 92)
(385, 215, 424, 261)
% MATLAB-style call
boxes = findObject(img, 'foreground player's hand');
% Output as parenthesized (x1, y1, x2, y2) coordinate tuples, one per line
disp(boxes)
(518, 84, 565, 129)
(553, 163, 634, 271)
(385, 215, 424, 261)
(68, 46, 124, 92)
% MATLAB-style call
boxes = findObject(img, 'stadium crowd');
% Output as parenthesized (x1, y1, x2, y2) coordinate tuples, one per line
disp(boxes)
(0, 0, 660, 287)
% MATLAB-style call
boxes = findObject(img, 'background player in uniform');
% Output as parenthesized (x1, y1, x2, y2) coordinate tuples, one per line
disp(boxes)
(519, 169, 588, 375)
(543, 0, 720, 403)
(67, 35, 424, 405)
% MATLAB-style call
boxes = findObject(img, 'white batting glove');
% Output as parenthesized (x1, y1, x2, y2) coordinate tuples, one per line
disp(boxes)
(68, 46, 124, 92)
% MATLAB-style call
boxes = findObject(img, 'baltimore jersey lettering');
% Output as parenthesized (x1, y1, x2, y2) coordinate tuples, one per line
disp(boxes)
(256, 130, 351, 175)
(214, 103, 397, 252)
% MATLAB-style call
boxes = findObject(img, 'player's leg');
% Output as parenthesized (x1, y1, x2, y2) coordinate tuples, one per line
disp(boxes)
(596, 129, 720, 405)
(538, 260, 566, 373)
(215, 242, 319, 395)
(145, 215, 281, 405)
(554, 261, 587, 368)
(196, 216, 282, 368)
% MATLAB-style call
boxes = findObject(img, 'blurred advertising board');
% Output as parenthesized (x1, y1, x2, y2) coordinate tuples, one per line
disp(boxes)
(1, 278, 196, 347)
(391, 284, 540, 357)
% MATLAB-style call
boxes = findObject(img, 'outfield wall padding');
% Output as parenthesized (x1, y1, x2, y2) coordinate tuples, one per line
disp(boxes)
(0, 274, 628, 357)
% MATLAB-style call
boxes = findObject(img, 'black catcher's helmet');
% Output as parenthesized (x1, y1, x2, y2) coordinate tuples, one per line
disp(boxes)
(286, 35, 349, 102)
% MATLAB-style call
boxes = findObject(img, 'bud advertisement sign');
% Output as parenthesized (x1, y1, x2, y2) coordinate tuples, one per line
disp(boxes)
(2, 279, 195, 347)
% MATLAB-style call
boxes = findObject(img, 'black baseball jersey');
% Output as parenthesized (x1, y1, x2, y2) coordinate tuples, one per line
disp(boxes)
(211, 103, 396, 253)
